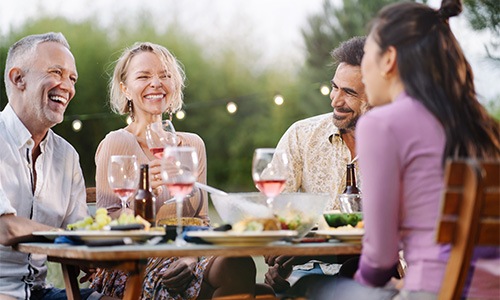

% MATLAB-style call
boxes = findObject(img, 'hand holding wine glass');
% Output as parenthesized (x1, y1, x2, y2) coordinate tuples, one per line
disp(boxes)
(108, 155, 139, 210)
(161, 146, 198, 246)
(146, 120, 178, 159)
(252, 148, 288, 209)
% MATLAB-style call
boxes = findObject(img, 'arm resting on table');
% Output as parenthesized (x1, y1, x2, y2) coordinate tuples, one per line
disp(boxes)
(0, 214, 54, 246)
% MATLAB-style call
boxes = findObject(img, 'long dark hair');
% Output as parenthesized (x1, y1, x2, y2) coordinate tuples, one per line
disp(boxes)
(370, 0, 500, 160)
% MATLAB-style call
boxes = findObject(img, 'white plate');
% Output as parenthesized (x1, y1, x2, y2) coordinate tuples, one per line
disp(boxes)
(186, 230, 298, 246)
(33, 230, 164, 242)
(314, 228, 364, 243)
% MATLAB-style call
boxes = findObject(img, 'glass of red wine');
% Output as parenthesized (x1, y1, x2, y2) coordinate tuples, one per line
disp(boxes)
(161, 146, 198, 246)
(252, 148, 288, 209)
(146, 120, 178, 159)
(108, 155, 139, 210)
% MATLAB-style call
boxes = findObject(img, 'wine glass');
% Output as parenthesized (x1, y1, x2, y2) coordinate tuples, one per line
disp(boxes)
(146, 120, 178, 159)
(161, 146, 198, 246)
(108, 155, 139, 210)
(252, 148, 288, 209)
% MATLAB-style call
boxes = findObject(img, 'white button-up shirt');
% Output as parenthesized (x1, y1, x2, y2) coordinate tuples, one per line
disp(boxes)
(0, 104, 88, 299)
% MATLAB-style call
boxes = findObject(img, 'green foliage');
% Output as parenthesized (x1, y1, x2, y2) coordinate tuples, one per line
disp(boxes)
(298, 0, 401, 115)
(485, 95, 500, 121)
(0, 13, 297, 191)
(463, 0, 500, 60)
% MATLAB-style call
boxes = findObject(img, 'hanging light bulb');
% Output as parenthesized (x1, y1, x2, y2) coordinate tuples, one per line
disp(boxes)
(226, 102, 238, 114)
(320, 85, 330, 96)
(176, 110, 186, 120)
(72, 119, 82, 132)
(273, 94, 284, 105)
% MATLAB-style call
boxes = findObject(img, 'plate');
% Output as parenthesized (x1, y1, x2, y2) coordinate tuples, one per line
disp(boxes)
(314, 228, 364, 243)
(186, 230, 298, 246)
(33, 230, 164, 242)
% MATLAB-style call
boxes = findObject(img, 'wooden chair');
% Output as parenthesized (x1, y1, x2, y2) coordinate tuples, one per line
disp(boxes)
(436, 158, 500, 300)
(86, 187, 97, 216)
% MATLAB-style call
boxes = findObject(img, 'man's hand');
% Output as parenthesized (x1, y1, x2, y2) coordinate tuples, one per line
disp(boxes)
(264, 264, 292, 293)
(159, 257, 197, 293)
(264, 255, 312, 269)
(79, 266, 96, 283)
(263, 256, 313, 293)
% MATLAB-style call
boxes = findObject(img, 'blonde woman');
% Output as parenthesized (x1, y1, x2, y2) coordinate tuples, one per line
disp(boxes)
(91, 42, 262, 299)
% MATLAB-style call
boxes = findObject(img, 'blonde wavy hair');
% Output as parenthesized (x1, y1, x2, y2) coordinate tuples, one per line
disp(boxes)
(109, 42, 186, 116)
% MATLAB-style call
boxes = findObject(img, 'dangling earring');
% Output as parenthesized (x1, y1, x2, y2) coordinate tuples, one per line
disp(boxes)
(167, 106, 173, 121)
(127, 99, 134, 122)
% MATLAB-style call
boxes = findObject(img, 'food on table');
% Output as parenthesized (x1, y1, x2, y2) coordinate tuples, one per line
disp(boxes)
(157, 217, 207, 226)
(323, 212, 363, 228)
(232, 218, 281, 232)
(67, 209, 150, 231)
(276, 209, 312, 233)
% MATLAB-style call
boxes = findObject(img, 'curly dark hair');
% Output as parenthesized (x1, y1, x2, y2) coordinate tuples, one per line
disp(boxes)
(330, 36, 366, 67)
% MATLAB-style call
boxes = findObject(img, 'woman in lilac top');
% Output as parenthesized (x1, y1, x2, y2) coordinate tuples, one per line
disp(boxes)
(288, 0, 500, 299)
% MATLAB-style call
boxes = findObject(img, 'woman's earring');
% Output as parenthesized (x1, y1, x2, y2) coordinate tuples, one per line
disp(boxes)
(167, 106, 173, 121)
(127, 99, 134, 121)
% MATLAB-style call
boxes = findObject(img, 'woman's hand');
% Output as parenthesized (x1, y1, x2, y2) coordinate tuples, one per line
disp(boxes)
(159, 257, 197, 293)
(148, 159, 164, 194)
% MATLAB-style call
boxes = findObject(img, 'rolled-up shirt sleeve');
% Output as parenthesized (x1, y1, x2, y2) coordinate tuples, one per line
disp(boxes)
(0, 188, 16, 216)
(354, 112, 401, 287)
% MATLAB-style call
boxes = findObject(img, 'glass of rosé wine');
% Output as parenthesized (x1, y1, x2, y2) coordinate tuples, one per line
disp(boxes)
(146, 120, 178, 159)
(161, 146, 198, 246)
(108, 155, 139, 209)
(252, 148, 288, 209)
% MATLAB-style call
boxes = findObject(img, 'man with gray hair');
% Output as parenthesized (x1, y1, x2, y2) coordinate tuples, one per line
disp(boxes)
(0, 32, 112, 300)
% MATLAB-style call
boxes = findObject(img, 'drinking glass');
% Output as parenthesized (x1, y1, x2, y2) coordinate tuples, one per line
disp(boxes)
(146, 120, 178, 159)
(161, 146, 198, 246)
(338, 193, 362, 213)
(108, 155, 139, 209)
(252, 148, 288, 209)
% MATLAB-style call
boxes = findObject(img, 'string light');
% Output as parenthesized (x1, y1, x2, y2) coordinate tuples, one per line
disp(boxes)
(320, 84, 330, 96)
(62, 83, 328, 130)
(226, 102, 237, 114)
(273, 94, 284, 105)
(72, 119, 82, 132)
(175, 110, 186, 120)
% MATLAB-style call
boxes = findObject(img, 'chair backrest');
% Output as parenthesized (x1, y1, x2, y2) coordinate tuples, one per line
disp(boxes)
(436, 159, 500, 300)
(86, 187, 96, 204)
(86, 187, 97, 216)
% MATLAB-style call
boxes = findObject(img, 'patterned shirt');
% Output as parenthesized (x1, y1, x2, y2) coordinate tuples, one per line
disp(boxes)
(275, 113, 361, 275)
(275, 112, 361, 211)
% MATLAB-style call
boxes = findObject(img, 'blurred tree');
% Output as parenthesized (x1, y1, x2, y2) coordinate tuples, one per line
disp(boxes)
(0, 13, 297, 191)
(295, 0, 401, 120)
(463, 0, 500, 60)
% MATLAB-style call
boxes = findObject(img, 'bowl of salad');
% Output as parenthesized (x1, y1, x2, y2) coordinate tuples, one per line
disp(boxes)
(210, 192, 330, 238)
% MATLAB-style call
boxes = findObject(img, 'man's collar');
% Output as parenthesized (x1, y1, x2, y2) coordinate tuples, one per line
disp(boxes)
(329, 126, 342, 144)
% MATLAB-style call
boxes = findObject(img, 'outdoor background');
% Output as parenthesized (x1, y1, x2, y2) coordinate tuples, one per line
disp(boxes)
(1, 0, 498, 289)
(1, 0, 498, 192)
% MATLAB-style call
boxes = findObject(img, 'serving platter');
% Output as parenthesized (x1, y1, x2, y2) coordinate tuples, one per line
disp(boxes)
(186, 230, 298, 246)
(314, 228, 364, 243)
(33, 230, 164, 243)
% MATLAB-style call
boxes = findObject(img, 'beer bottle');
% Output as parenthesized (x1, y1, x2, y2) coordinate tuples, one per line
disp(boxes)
(134, 164, 156, 224)
(343, 163, 360, 194)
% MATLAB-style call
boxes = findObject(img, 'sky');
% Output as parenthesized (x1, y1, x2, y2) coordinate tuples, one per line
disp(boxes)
(1, 0, 499, 100)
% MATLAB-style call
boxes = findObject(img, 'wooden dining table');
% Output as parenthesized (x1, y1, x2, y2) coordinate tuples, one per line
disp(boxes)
(16, 239, 362, 300)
